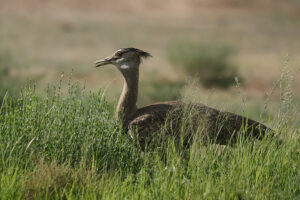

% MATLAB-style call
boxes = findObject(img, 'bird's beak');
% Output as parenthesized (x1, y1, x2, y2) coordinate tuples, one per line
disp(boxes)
(95, 57, 113, 67)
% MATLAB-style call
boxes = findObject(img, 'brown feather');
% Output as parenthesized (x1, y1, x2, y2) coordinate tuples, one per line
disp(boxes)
(127, 101, 271, 148)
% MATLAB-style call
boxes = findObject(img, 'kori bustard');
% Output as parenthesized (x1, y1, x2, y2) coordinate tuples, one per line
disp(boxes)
(95, 48, 272, 147)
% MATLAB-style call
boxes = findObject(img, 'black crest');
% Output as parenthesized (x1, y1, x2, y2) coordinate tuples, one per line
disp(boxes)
(116, 48, 152, 59)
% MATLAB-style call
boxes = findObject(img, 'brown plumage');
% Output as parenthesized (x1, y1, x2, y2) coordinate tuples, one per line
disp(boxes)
(95, 48, 272, 148)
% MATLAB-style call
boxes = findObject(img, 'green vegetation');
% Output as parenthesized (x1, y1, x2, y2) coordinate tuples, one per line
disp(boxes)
(0, 49, 16, 103)
(0, 48, 22, 104)
(168, 42, 242, 89)
(0, 78, 298, 199)
(139, 79, 184, 105)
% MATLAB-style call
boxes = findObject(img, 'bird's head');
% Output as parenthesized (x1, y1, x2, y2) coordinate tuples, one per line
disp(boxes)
(95, 48, 152, 70)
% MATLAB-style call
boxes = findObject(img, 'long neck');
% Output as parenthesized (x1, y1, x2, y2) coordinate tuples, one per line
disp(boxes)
(116, 64, 139, 125)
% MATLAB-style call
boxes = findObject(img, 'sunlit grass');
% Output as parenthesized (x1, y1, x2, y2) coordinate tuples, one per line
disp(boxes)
(0, 76, 298, 199)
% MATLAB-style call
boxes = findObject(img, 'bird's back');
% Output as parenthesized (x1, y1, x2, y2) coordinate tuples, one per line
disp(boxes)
(128, 101, 271, 148)
(128, 101, 180, 142)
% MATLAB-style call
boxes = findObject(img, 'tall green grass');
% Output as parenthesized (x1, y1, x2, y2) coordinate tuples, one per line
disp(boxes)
(0, 77, 299, 199)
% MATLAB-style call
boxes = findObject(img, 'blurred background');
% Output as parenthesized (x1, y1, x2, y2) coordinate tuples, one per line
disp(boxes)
(1, 0, 300, 120)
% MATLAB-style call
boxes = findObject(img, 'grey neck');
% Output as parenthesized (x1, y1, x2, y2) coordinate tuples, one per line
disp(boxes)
(116, 63, 139, 126)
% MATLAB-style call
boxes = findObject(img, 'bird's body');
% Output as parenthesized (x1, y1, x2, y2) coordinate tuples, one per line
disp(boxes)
(95, 48, 271, 148)
(128, 101, 268, 147)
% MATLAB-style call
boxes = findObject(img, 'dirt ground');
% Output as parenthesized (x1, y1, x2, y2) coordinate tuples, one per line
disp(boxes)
(1, 0, 299, 112)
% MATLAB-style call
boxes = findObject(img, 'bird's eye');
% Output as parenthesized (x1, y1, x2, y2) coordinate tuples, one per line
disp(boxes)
(114, 53, 122, 58)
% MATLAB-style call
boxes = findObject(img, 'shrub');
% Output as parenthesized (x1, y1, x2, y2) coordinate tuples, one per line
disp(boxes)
(139, 79, 184, 105)
(0, 49, 18, 103)
(167, 42, 242, 89)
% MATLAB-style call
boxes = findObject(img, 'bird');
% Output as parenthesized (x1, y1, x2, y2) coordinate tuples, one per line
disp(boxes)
(95, 47, 272, 148)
